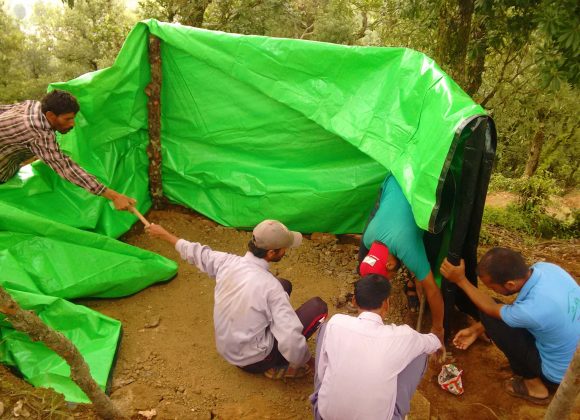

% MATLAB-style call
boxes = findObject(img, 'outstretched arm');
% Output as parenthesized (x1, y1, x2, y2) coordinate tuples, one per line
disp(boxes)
(28, 131, 136, 210)
(421, 270, 445, 344)
(440, 258, 503, 319)
(146, 223, 179, 246)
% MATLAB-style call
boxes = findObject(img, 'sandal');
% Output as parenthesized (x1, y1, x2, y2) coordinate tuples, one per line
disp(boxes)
(504, 377, 550, 405)
(264, 364, 311, 380)
(404, 281, 419, 313)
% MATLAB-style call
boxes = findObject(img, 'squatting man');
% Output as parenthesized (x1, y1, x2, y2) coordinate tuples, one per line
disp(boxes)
(146, 219, 328, 379)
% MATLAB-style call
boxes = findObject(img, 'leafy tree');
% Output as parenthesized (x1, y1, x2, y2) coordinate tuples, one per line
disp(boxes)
(204, 0, 298, 37)
(0, 1, 26, 102)
(33, 0, 137, 80)
(138, 0, 212, 27)
(535, 0, 580, 89)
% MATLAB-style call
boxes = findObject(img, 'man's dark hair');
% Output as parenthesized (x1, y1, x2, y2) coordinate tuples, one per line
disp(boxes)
(354, 274, 392, 309)
(248, 239, 269, 258)
(477, 247, 529, 285)
(41, 90, 80, 115)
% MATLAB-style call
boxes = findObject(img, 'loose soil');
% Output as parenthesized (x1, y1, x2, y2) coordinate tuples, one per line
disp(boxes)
(1, 196, 579, 419)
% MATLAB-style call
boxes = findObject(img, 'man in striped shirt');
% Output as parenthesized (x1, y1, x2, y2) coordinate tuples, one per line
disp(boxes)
(0, 90, 135, 210)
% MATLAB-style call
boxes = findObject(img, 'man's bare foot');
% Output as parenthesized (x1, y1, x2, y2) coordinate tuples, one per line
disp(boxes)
(452, 322, 486, 350)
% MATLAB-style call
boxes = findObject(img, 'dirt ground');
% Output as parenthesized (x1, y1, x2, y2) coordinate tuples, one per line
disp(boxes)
(1, 197, 579, 419)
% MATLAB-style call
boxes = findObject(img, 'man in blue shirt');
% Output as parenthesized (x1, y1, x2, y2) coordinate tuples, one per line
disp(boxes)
(441, 247, 580, 405)
(359, 175, 445, 349)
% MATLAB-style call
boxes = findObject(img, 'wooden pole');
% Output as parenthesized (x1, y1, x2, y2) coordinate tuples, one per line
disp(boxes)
(145, 34, 164, 209)
(0, 286, 126, 420)
(544, 342, 580, 420)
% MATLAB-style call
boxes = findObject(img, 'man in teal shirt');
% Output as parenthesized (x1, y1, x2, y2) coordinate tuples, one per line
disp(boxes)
(359, 175, 445, 348)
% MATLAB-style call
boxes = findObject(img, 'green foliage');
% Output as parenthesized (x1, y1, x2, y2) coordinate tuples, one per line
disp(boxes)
(515, 172, 560, 213)
(485, 172, 577, 239)
(138, 0, 211, 27)
(0, 1, 26, 102)
(32, 0, 137, 78)
(483, 204, 578, 239)
(535, 0, 580, 89)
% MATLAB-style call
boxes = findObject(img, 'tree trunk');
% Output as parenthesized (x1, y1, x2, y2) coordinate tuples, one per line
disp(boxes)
(435, 0, 475, 90)
(544, 342, 580, 420)
(182, 0, 212, 27)
(523, 116, 546, 178)
(145, 35, 164, 209)
(465, 15, 487, 98)
(0, 286, 125, 420)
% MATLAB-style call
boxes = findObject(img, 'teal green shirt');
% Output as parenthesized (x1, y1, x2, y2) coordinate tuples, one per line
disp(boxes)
(362, 176, 431, 281)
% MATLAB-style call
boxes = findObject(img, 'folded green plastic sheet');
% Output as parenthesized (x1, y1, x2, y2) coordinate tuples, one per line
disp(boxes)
(0, 288, 122, 403)
(28, 19, 483, 235)
(0, 202, 177, 402)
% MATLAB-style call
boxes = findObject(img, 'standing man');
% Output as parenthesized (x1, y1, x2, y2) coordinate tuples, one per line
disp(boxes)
(359, 174, 445, 348)
(311, 274, 440, 420)
(146, 219, 328, 379)
(0, 90, 135, 210)
(440, 247, 580, 405)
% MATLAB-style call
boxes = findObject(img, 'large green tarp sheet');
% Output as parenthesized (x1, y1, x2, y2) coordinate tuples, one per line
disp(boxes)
(0, 202, 177, 402)
(1, 19, 485, 236)
(0, 19, 487, 402)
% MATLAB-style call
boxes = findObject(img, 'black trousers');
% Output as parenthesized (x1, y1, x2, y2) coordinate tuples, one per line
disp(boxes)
(241, 279, 328, 373)
(480, 311, 558, 385)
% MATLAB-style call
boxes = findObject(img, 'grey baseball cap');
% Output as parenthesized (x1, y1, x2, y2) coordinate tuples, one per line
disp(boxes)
(252, 220, 302, 250)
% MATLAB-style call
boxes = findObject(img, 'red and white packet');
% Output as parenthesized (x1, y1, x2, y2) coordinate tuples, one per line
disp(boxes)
(438, 363, 464, 396)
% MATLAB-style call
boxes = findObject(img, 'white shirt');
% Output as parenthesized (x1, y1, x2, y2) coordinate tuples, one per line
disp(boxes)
(175, 239, 311, 367)
(317, 312, 440, 420)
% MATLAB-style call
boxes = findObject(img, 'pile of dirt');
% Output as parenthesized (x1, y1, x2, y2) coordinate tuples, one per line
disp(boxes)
(0, 205, 579, 419)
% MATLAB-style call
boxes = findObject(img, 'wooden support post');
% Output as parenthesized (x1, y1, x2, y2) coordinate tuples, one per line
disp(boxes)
(145, 34, 164, 209)
(0, 286, 126, 420)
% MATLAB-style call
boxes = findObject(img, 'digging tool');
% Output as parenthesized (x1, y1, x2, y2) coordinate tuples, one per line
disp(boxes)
(129, 206, 151, 227)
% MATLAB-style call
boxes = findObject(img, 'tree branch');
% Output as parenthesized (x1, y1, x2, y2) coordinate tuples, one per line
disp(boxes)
(0, 286, 126, 420)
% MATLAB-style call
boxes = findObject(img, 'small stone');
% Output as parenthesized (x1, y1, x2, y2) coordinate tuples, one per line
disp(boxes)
(144, 315, 161, 329)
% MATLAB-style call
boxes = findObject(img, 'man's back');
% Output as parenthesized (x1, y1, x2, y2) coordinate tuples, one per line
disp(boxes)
(362, 175, 430, 280)
(174, 239, 311, 368)
(317, 313, 440, 420)
(0, 101, 46, 182)
(212, 251, 295, 365)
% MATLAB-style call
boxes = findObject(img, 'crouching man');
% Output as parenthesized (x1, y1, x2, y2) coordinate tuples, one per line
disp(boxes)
(440, 247, 580, 405)
(311, 274, 440, 419)
(147, 219, 328, 379)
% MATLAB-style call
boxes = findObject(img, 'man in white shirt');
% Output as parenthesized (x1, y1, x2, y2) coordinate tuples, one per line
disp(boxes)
(146, 219, 327, 379)
(311, 274, 440, 420)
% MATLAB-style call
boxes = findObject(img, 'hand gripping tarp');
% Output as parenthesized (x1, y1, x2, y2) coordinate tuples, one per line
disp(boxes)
(0, 19, 496, 400)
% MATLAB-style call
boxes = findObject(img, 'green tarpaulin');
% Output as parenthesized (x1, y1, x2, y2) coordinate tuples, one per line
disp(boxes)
(0, 19, 489, 402)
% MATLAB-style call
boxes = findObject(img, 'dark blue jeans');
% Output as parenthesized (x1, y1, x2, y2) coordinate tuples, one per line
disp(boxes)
(480, 311, 558, 386)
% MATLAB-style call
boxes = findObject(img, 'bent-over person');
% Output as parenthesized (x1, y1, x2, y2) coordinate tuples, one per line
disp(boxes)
(0, 90, 135, 210)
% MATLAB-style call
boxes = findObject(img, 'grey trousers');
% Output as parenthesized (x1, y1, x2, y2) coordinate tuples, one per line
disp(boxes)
(310, 322, 428, 420)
